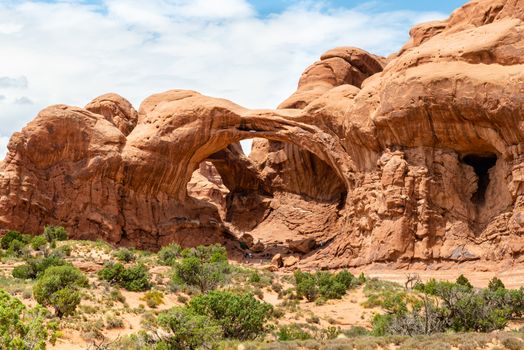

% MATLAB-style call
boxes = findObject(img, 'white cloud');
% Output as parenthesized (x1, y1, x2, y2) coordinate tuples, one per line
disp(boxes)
(0, 0, 448, 157)
(14, 96, 33, 105)
(0, 76, 28, 88)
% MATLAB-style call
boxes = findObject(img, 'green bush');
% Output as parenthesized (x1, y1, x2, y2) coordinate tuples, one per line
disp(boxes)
(157, 307, 222, 350)
(114, 248, 136, 263)
(173, 256, 228, 293)
(158, 243, 183, 266)
(33, 265, 88, 317)
(12, 264, 35, 280)
(49, 287, 82, 319)
(98, 262, 151, 291)
(31, 235, 48, 251)
(43, 226, 68, 242)
(172, 244, 231, 293)
(488, 277, 505, 292)
(188, 290, 272, 340)
(380, 277, 524, 336)
(456, 274, 473, 290)
(294, 269, 358, 302)
(8, 239, 27, 257)
(182, 244, 228, 263)
(12, 256, 68, 279)
(1, 230, 29, 249)
(51, 244, 72, 258)
(0, 288, 57, 348)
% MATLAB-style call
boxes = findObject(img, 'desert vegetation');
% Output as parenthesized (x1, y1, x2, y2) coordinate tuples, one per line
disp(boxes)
(1, 227, 524, 349)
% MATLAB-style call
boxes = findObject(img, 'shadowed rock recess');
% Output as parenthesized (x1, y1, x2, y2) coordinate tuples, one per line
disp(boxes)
(2, 0, 524, 269)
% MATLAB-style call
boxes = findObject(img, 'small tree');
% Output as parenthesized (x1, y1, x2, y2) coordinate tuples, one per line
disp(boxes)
(8, 239, 27, 257)
(157, 243, 182, 266)
(157, 307, 222, 350)
(33, 265, 88, 317)
(31, 235, 48, 251)
(43, 226, 68, 242)
(456, 274, 473, 290)
(294, 269, 357, 302)
(98, 262, 151, 292)
(0, 230, 28, 249)
(12, 256, 68, 280)
(488, 277, 505, 292)
(188, 291, 273, 340)
(173, 256, 227, 293)
(114, 248, 136, 263)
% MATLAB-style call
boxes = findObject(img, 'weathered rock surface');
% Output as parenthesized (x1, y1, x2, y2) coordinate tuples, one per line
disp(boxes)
(1, 0, 524, 270)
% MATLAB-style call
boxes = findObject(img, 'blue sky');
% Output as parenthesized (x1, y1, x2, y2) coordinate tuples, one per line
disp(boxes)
(47, 0, 467, 16)
(250, 0, 466, 16)
(0, 0, 466, 157)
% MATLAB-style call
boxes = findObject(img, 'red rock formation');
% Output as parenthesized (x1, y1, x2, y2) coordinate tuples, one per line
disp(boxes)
(1, 0, 524, 269)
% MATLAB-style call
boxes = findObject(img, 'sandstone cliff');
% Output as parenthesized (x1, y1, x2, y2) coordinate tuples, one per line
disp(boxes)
(1, 0, 524, 269)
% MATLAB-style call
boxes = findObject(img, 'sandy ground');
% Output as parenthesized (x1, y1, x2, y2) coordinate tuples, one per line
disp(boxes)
(361, 266, 524, 289)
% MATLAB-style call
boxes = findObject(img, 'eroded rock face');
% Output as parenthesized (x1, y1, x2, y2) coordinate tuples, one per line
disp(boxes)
(1, 0, 524, 269)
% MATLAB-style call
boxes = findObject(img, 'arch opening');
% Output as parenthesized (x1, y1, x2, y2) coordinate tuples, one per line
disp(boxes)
(187, 138, 347, 241)
(461, 153, 497, 205)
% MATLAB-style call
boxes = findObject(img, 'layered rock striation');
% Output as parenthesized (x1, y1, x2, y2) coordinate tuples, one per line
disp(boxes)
(1, 0, 524, 268)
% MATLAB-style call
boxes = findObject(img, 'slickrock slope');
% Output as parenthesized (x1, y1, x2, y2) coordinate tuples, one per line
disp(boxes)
(1, 0, 524, 269)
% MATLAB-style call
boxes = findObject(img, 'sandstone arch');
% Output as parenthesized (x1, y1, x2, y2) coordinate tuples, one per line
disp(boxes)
(123, 90, 355, 203)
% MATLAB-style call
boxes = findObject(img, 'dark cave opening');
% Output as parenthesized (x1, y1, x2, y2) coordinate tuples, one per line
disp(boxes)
(462, 153, 497, 205)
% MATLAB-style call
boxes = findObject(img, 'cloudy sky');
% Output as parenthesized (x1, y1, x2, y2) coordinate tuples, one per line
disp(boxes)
(0, 0, 465, 158)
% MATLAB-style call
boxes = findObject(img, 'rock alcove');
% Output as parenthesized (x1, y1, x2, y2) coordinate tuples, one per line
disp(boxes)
(462, 153, 498, 205)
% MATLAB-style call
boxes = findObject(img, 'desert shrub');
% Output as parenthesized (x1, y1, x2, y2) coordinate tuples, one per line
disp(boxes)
(98, 262, 151, 291)
(141, 290, 164, 308)
(31, 235, 48, 251)
(188, 290, 273, 340)
(106, 313, 125, 329)
(43, 225, 68, 242)
(249, 271, 262, 283)
(8, 239, 27, 257)
(158, 243, 183, 266)
(157, 306, 223, 350)
(181, 244, 228, 262)
(378, 278, 524, 336)
(110, 288, 126, 303)
(33, 265, 88, 317)
(114, 248, 136, 263)
(0, 288, 58, 348)
(177, 294, 189, 304)
(1, 230, 29, 249)
(50, 244, 72, 258)
(173, 256, 228, 293)
(501, 337, 524, 350)
(172, 245, 231, 293)
(455, 275, 473, 290)
(12, 264, 35, 280)
(417, 280, 510, 332)
(294, 270, 358, 302)
(50, 288, 82, 318)
(12, 255, 68, 279)
(488, 277, 505, 292)
(343, 326, 370, 337)
(277, 324, 313, 341)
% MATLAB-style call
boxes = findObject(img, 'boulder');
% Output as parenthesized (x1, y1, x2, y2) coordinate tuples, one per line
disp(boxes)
(283, 256, 300, 268)
(288, 238, 317, 254)
(271, 253, 283, 268)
